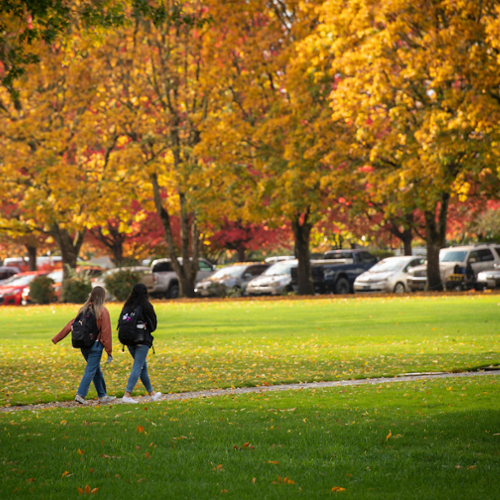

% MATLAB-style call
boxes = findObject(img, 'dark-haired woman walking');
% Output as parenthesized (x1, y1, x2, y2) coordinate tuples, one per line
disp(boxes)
(52, 286, 115, 404)
(120, 283, 161, 403)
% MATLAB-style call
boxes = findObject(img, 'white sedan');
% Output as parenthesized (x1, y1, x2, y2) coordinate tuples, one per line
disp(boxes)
(246, 259, 297, 296)
(354, 256, 425, 294)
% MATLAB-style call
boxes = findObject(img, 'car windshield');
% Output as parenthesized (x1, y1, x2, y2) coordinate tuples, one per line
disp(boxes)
(263, 261, 296, 276)
(440, 250, 467, 262)
(1, 274, 37, 287)
(368, 258, 407, 273)
(47, 270, 63, 282)
(211, 265, 247, 279)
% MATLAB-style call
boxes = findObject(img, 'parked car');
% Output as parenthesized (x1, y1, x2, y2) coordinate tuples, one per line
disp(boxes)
(246, 259, 297, 296)
(0, 271, 46, 306)
(476, 264, 500, 289)
(264, 256, 295, 264)
(354, 256, 426, 294)
(195, 263, 269, 297)
(0, 266, 20, 284)
(150, 258, 216, 298)
(407, 243, 500, 291)
(92, 266, 157, 301)
(291, 249, 378, 294)
(21, 266, 105, 305)
(3, 256, 62, 272)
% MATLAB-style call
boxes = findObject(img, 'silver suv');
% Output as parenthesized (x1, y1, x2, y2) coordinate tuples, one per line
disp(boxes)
(407, 243, 500, 291)
(150, 258, 215, 298)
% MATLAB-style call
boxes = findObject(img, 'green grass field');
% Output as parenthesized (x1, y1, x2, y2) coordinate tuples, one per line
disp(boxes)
(0, 294, 499, 406)
(1, 375, 499, 499)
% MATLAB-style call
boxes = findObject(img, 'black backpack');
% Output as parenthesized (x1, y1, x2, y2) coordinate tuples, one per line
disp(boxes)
(72, 307, 99, 348)
(118, 305, 147, 346)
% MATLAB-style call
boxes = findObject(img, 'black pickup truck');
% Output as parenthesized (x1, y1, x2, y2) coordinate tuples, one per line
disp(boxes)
(291, 249, 378, 294)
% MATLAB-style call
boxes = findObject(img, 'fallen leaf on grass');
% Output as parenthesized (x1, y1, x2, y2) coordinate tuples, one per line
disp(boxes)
(137, 425, 144, 433)
(386, 431, 392, 440)
(273, 476, 295, 485)
(91, 488, 98, 494)
(101, 454, 121, 459)
(234, 442, 255, 450)
(265, 461, 280, 465)
(467, 466, 476, 470)
(77, 449, 84, 455)
(252, 478, 256, 484)
(27, 478, 35, 482)
(62, 471, 69, 477)
(85, 485, 91, 494)
(331, 486, 346, 492)
(137, 478, 146, 483)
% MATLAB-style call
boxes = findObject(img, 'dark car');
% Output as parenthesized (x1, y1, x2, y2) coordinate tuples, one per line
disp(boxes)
(195, 263, 270, 297)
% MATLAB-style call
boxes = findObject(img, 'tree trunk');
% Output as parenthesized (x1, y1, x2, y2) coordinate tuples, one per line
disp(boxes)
(387, 214, 414, 256)
(424, 192, 450, 291)
(402, 228, 413, 256)
(26, 245, 37, 271)
(152, 174, 198, 298)
(49, 225, 86, 280)
(91, 225, 125, 266)
(292, 209, 315, 295)
(237, 247, 246, 262)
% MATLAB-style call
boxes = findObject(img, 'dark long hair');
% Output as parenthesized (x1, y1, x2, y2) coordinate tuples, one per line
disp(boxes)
(123, 283, 151, 311)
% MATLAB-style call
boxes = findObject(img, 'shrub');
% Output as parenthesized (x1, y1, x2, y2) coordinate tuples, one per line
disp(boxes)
(206, 282, 228, 297)
(29, 276, 55, 304)
(104, 269, 141, 301)
(62, 277, 92, 303)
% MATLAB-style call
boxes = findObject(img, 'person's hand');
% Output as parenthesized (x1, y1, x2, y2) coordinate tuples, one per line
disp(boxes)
(106, 355, 113, 364)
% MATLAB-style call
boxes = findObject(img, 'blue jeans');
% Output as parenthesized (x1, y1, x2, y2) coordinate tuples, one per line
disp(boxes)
(126, 344, 153, 394)
(77, 340, 107, 398)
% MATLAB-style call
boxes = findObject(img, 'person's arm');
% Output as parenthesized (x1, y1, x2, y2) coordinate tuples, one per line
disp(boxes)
(98, 307, 113, 356)
(143, 303, 157, 332)
(52, 319, 75, 344)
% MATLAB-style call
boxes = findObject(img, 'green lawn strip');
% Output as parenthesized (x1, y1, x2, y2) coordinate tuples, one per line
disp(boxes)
(0, 295, 499, 406)
(1, 376, 499, 499)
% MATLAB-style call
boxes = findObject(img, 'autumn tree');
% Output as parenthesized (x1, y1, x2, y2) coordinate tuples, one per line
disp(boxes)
(198, 0, 353, 295)
(311, 0, 500, 290)
(87, 1, 213, 297)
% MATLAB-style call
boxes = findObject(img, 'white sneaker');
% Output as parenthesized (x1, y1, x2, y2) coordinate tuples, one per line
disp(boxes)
(75, 394, 86, 404)
(122, 396, 138, 404)
(150, 392, 162, 402)
(99, 395, 116, 404)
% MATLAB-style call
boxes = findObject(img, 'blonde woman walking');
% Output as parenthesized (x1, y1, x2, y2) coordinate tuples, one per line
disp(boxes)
(52, 286, 115, 404)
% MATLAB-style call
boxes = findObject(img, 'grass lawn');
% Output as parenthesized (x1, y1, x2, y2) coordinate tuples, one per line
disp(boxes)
(1, 375, 499, 499)
(0, 294, 499, 407)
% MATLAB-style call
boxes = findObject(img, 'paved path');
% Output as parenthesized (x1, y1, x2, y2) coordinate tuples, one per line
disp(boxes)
(2, 368, 499, 413)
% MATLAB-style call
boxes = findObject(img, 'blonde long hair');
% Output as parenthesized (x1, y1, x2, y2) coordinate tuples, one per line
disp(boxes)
(80, 286, 106, 320)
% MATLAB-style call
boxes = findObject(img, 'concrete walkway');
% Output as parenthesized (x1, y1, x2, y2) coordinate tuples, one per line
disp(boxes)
(2, 368, 499, 413)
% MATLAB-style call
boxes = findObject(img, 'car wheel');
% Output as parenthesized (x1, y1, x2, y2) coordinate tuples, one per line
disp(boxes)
(334, 277, 350, 295)
(393, 282, 405, 293)
(167, 283, 180, 299)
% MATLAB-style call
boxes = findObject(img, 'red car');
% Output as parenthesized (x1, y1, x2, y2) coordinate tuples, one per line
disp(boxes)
(0, 271, 46, 306)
